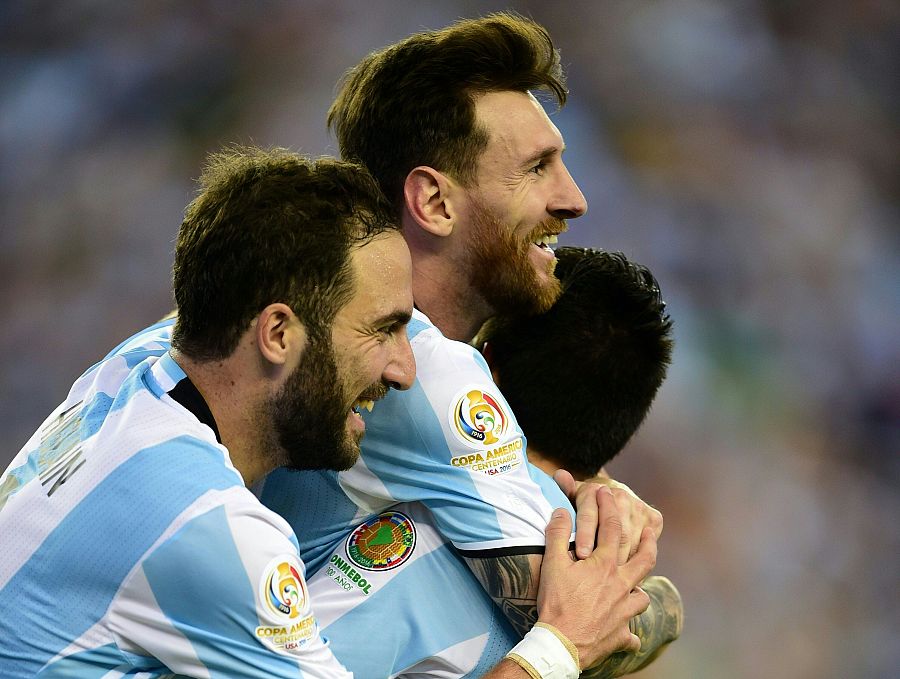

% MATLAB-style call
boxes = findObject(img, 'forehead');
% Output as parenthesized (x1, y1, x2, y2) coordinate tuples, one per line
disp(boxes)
(341, 231, 413, 322)
(473, 90, 564, 167)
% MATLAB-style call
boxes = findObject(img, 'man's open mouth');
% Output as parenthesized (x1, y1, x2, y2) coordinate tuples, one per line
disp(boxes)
(351, 399, 375, 415)
(533, 233, 559, 251)
(351, 384, 389, 415)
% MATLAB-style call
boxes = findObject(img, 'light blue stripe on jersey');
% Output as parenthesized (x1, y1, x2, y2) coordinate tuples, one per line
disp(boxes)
(0, 437, 241, 676)
(102, 319, 175, 361)
(258, 469, 359, 576)
(67, 319, 173, 379)
(527, 463, 575, 522)
(406, 314, 430, 342)
(35, 643, 162, 678)
(120, 347, 171, 370)
(323, 543, 516, 676)
(142, 505, 303, 679)
(467, 344, 494, 380)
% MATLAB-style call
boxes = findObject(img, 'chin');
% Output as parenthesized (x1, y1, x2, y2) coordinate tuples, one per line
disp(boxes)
(337, 435, 363, 470)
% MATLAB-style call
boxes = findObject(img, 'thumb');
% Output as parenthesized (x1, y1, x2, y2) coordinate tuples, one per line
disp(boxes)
(553, 469, 577, 501)
(544, 508, 573, 561)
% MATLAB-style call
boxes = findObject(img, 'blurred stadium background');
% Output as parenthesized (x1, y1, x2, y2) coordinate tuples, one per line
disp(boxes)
(2, 1, 897, 676)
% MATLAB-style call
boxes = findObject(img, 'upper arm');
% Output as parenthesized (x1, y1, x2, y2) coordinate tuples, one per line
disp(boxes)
(343, 331, 573, 634)
(348, 333, 574, 551)
(110, 499, 351, 678)
(462, 552, 544, 639)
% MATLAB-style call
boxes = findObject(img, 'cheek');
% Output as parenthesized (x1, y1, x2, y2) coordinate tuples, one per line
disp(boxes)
(351, 346, 386, 386)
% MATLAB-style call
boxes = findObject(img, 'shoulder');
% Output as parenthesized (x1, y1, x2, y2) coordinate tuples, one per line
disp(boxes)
(409, 309, 492, 380)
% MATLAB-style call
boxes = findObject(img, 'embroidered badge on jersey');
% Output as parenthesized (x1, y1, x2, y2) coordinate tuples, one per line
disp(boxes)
(448, 388, 524, 475)
(346, 511, 416, 572)
(255, 555, 317, 653)
(450, 388, 509, 446)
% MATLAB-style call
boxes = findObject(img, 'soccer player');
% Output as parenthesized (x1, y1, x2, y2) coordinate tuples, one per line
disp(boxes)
(257, 13, 666, 677)
(0, 148, 414, 675)
(480, 247, 682, 677)
(0, 148, 656, 678)
(295, 247, 681, 676)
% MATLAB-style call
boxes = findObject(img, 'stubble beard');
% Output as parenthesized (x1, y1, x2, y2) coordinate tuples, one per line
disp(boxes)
(269, 335, 360, 473)
(469, 200, 563, 320)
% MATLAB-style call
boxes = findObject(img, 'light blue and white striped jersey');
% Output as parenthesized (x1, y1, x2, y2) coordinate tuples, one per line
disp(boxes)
(0, 345, 350, 677)
(309, 503, 519, 677)
(258, 308, 575, 576)
(23, 311, 573, 677)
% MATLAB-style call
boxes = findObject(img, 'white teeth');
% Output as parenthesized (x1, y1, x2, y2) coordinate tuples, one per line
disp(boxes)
(354, 399, 374, 413)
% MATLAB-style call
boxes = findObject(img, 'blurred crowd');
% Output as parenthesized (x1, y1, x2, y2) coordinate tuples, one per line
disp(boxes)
(2, 1, 897, 677)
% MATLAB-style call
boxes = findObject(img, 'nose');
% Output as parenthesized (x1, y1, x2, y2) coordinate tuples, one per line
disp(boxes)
(383, 331, 416, 391)
(549, 163, 587, 220)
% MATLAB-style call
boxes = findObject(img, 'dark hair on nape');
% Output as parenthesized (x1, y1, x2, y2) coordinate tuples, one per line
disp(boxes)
(327, 11, 567, 210)
(171, 145, 397, 362)
(484, 247, 674, 477)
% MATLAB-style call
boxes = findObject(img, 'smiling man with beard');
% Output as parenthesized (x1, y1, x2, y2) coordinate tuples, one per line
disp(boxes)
(0, 147, 418, 676)
(0, 145, 652, 679)
(268, 293, 394, 474)
(257, 12, 666, 679)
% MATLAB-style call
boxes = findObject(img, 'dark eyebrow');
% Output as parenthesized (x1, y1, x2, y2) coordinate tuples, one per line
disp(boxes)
(522, 145, 563, 168)
(377, 309, 413, 328)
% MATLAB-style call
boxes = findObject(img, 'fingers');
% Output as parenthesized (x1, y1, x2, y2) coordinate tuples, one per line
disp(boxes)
(616, 510, 636, 566)
(621, 527, 658, 587)
(606, 484, 638, 565)
(650, 505, 664, 539)
(553, 468, 576, 498)
(605, 483, 663, 564)
(544, 507, 574, 563)
(573, 485, 601, 559)
(626, 585, 651, 619)
(587, 486, 623, 565)
(553, 469, 602, 559)
(621, 631, 642, 654)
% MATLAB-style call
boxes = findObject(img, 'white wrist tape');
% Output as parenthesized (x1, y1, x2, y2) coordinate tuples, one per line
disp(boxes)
(505, 623, 580, 679)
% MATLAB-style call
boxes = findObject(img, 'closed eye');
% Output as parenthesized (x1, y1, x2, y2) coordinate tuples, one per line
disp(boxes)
(528, 160, 547, 176)
(375, 312, 411, 339)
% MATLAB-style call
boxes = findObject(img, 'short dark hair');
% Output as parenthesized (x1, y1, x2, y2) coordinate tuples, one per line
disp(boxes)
(327, 12, 566, 209)
(484, 247, 674, 477)
(171, 146, 397, 361)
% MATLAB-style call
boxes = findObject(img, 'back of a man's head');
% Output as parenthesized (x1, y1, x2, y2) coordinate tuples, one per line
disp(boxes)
(171, 146, 396, 362)
(484, 247, 674, 478)
(327, 12, 566, 210)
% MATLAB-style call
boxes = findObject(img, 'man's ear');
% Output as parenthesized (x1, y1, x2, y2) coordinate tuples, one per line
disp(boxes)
(403, 166, 458, 238)
(255, 303, 307, 366)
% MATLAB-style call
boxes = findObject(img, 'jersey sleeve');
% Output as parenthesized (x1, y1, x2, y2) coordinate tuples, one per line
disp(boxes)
(340, 318, 575, 556)
(109, 494, 352, 678)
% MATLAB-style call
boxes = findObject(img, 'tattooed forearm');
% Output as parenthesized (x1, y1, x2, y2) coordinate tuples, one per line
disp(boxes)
(581, 575, 684, 678)
(464, 552, 684, 676)
(462, 553, 541, 638)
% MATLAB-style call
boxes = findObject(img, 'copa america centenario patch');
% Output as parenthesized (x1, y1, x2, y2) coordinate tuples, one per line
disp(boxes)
(448, 387, 510, 448)
(255, 554, 317, 653)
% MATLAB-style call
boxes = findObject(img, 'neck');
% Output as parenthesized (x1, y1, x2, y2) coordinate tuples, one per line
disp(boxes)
(527, 447, 599, 482)
(170, 348, 275, 486)
(409, 254, 493, 344)
(402, 208, 494, 343)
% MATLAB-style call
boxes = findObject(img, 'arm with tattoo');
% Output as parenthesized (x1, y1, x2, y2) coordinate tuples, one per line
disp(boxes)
(463, 553, 542, 638)
(465, 552, 683, 676)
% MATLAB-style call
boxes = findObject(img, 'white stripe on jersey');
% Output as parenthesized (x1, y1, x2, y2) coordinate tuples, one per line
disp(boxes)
(0, 348, 351, 678)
